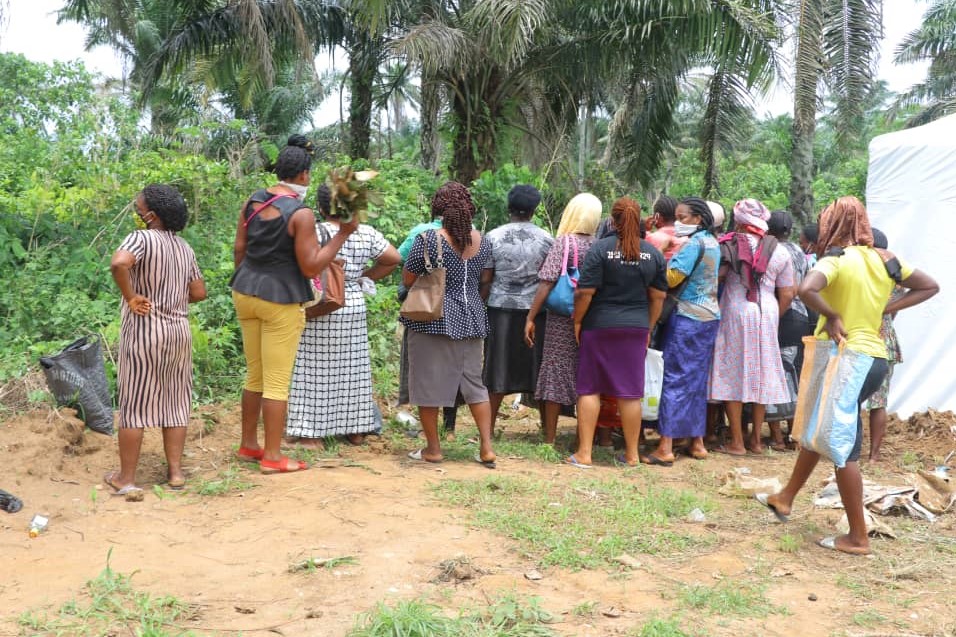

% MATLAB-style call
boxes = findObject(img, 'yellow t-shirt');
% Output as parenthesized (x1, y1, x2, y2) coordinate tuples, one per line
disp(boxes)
(812, 246, 913, 359)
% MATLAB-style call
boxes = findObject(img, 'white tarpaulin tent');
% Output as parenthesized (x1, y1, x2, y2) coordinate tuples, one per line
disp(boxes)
(866, 114, 956, 417)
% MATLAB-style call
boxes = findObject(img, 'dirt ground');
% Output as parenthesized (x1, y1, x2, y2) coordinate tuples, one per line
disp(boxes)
(2, 402, 956, 637)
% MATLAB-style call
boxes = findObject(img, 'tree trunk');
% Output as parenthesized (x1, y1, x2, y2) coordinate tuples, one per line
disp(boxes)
(348, 35, 378, 160)
(789, 2, 824, 225)
(450, 71, 500, 184)
(419, 76, 441, 174)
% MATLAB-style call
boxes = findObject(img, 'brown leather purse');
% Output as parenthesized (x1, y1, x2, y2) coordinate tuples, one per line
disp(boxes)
(304, 223, 346, 318)
(399, 230, 446, 322)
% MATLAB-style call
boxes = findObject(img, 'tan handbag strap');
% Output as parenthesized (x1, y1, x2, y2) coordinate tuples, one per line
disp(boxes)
(423, 230, 445, 273)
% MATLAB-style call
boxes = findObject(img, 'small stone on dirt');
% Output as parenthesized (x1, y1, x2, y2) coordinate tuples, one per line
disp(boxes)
(770, 567, 793, 578)
(234, 606, 255, 614)
(124, 489, 144, 502)
(601, 607, 622, 618)
(808, 593, 818, 602)
(305, 609, 324, 619)
(612, 554, 642, 569)
(524, 569, 543, 581)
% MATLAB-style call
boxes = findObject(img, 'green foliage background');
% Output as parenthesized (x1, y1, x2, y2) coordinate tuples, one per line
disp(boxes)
(0, 53, 889, 407)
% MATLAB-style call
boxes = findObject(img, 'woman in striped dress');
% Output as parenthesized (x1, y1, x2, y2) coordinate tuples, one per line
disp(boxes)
(106, 184, 206, 494)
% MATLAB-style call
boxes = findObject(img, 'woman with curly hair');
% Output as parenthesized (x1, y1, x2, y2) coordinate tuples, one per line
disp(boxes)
(567, 197, 668, 467)
(402, 182, 497, 468)
(105, 184, 206, 494)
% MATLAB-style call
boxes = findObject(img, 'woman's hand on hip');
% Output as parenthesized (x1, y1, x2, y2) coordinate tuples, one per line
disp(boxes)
(128, 295, 151, 316)
(823, 314, 847, 344)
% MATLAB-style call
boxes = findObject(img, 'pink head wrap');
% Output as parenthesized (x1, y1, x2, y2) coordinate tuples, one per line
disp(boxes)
(733, 198, 770, 233)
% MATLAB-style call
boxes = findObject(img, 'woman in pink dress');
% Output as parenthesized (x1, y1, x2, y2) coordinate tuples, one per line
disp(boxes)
(709, 199, 796, 455)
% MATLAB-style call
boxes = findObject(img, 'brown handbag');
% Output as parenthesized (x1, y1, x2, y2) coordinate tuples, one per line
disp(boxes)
(304, 224, 346, 318)
(399, 230, 446, 321)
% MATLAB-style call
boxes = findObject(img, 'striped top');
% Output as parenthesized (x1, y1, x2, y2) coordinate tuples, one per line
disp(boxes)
(117, 230, 202, 428)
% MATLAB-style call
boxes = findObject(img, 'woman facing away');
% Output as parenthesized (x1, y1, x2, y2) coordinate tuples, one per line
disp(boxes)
(402, 182, 497, 468)
(524, 193, 602, 443)
(286, 185, 400, 447)
(645, 197, 721, 466)
(757, 196, 938, 555)
(106, 184, 206, 494)
(567, 197, 668, 468)
(482, 184, 553, 428)
(709, 198, 796, 455)
(230, 135, 356, 474)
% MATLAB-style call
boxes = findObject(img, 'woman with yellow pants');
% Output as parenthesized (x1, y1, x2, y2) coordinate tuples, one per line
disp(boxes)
(230, 135, 357, 473)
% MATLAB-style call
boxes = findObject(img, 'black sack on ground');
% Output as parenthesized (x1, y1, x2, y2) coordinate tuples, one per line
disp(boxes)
(0, 488, 23, 513)
(40, 336, 114, 435)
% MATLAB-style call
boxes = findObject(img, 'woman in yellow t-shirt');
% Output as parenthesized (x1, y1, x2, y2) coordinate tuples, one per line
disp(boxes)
(757, 196, 938, 555)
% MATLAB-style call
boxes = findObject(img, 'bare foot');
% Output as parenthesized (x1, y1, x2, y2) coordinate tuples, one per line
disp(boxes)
(346, 433, 366, 446)
(748, 445, 766, 455)
(712, 445, 747, 456)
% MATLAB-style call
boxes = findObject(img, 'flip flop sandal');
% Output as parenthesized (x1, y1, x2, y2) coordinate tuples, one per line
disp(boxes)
(474, 454, 497, 470)
(754, 493, 790, 523)
(407, 449, 442, 464)
(236, 446, 265, 462)
(682, 448, 709, 460)
(103, 472, 143, 496)
(640, 454, 674, 467)
(259, 456, 308, 474)
(817, 536, 871, 556)
(166, 476, 186, 491)
(564, 454, 593, 469)
(711, 445, 747, 457)
(614, 453, 639, 467)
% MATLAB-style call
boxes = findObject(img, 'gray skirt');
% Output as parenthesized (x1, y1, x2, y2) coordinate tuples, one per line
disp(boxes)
(406, 330, 488, 407)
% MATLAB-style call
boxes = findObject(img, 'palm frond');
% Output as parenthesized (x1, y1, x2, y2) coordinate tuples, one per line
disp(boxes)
(822, 0, 883, 145)
(466, 0, 553, 70)
(393, 19, 472, 74)
(699, 66, 756, 197)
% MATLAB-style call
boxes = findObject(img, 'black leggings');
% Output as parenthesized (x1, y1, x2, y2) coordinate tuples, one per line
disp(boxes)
(847, 358, 889, 462)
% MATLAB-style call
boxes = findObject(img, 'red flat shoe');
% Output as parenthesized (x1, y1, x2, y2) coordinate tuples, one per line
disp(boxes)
(236, 446, 265, 462)
(259, 456, 308, 474)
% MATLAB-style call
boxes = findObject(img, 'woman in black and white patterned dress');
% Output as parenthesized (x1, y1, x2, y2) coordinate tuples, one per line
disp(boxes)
(287, 186, 400, 447)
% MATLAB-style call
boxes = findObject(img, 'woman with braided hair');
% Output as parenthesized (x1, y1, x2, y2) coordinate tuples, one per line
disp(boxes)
(644, 197, 721, 465)
(402, 182, 497, 468)
(566, 197, 668, 468)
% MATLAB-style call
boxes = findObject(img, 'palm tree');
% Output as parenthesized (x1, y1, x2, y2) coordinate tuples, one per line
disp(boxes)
(788, 0, 884, 223)
(893, 0, 956, 126)
(399, 0, 780, 185)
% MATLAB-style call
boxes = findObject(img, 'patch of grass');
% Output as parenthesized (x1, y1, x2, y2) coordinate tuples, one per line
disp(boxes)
(17, 551, 198, 636)
(633, 616, 693, 637)
(433, 476, 715, 568)
(852, 609, 887, 627)
(194, 466, 255, 496)
(570, 600, 598, 617)
(677, 580, 785, 618)
(286, 437, 343, 462)
(779, 533, 801, 553)
(835, 573, 876, 600)
(899, 450, 922, 471)
(290, 555, 359, 573)
(349, 593, 557, 637)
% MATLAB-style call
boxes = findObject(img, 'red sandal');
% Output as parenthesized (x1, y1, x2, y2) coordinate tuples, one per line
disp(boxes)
(259, 456, 308, 474)
(236, 446, 265, 462)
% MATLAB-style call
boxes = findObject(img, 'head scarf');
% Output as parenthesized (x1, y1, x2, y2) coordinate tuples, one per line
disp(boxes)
(733, 198, 771, 235)
(556, 193, 602, 237)
(706, 201, 725, 231)
(816, 196, 874, 255)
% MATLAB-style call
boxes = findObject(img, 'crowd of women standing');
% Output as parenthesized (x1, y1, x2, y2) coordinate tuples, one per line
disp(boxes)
(106, 136, 939, 555)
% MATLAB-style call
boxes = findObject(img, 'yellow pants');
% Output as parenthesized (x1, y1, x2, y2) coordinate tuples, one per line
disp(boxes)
(232, 291, 305, 401)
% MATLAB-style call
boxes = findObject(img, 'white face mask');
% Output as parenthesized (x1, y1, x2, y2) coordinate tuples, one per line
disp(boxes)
(674, 221, 699, 237)
(279, 181, 309, 202)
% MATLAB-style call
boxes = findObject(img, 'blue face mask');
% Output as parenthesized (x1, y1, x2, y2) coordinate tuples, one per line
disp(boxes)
(674, 221, 699, 237)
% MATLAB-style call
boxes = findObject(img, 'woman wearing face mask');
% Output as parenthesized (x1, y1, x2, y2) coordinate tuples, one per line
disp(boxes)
(644, 197, 721, 465)
(230, 135, 358, 474)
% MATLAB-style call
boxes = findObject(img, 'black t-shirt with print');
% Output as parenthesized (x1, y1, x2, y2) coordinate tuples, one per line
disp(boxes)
(577, 236, 668, 331)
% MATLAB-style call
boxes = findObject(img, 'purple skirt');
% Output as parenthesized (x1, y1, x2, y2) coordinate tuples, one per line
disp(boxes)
(576, 327, 648, 398)
(658, 315, 720, 438)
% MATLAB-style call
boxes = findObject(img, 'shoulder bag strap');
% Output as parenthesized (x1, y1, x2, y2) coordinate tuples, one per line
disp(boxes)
(560, 235, 570, 275)
(434, 230, 445, 269)
(244, 193, 295, 228)
(571, 235, 579, 271)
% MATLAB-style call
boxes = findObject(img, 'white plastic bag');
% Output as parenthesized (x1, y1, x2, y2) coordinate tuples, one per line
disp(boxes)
(642, 348, 663, 421)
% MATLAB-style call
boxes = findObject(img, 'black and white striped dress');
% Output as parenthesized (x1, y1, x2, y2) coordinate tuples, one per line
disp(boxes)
(117, 230, 202, 428)
(286, 223, 389, 437)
